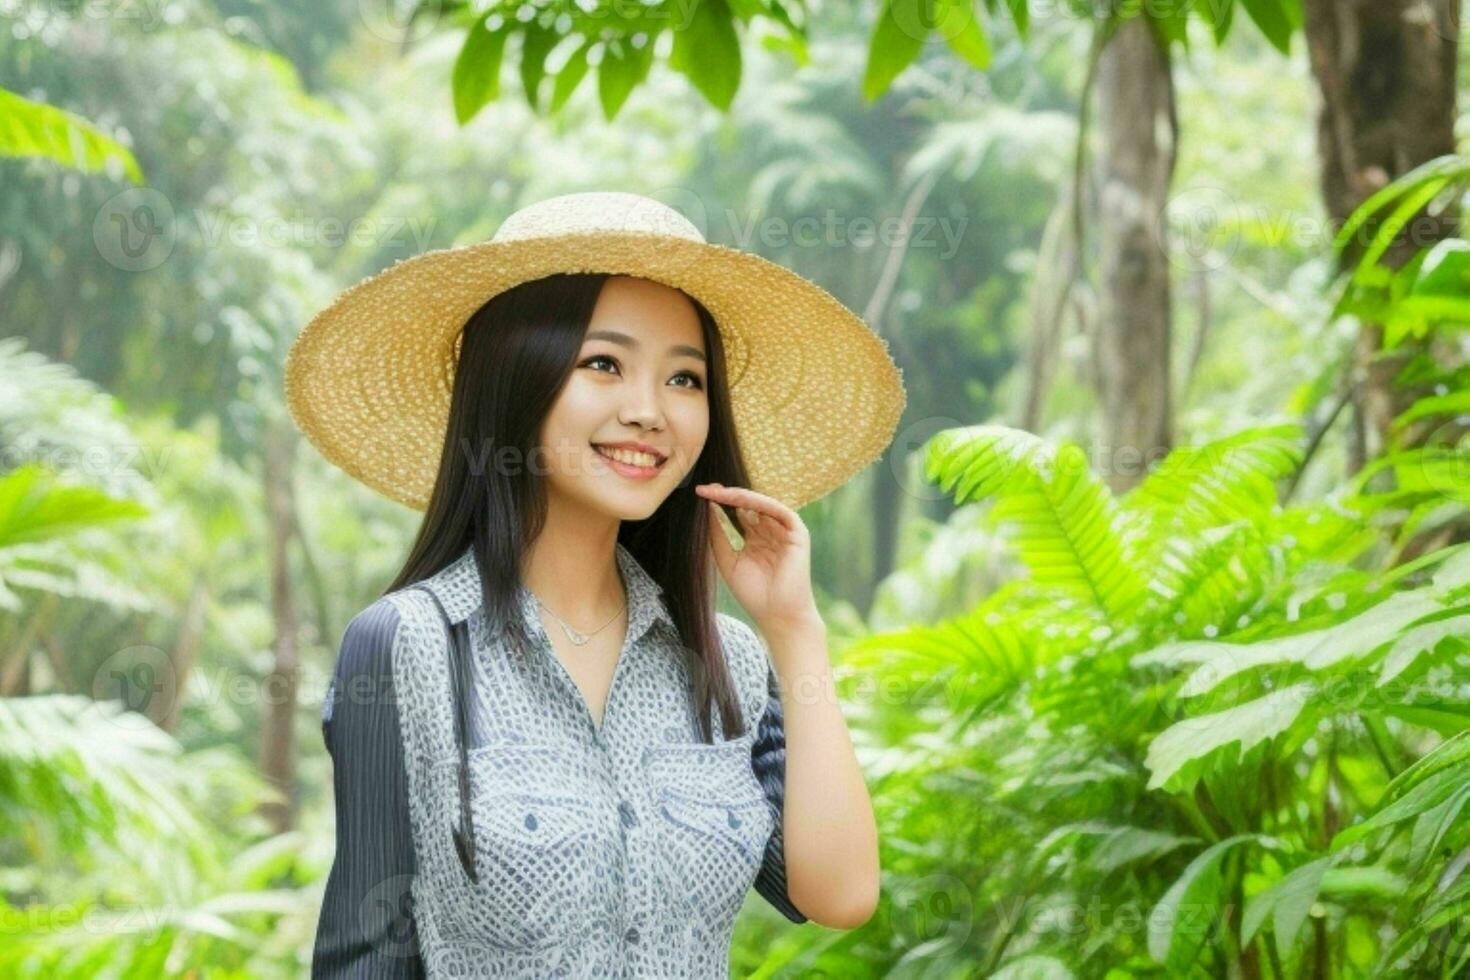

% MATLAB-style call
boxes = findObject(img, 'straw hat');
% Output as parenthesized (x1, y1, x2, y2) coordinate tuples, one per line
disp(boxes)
(284, 190, 907, 512)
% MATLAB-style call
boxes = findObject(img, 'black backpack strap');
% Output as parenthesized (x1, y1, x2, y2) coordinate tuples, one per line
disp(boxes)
(410, 585, 480, 883)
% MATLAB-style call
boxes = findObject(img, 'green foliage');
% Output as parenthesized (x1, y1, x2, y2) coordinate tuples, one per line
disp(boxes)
(431, 0, 1306, 125)
(1235, 0, 1300, 55)
(0, 86, 142, 183)
(844, 411, 1468, 974)
(439, 0, 810, 122)
(0, 697, 317, 977)
(4, 3, 1462, 977)
(1330, 154, 1470, 345)
(452, 14, 511, 124)
(0, 337, 309, 975)
(927, 426, 1147, 622)
(669, 0, 744, 110)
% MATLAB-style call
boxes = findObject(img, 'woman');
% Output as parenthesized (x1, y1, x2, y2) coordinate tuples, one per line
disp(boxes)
(287, 191, 904, 977)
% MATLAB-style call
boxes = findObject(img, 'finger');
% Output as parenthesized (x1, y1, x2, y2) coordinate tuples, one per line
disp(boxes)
(701, 485, 797, 533)
(707, 501, 738, 570)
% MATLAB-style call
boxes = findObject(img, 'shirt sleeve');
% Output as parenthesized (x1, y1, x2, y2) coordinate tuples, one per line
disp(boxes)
(312, 599, 426, 978)
(750, 663, 809, 924)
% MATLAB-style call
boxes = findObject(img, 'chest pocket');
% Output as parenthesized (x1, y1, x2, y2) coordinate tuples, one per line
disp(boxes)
(641, 737, 774, 924)
(433, 743, 614, 952)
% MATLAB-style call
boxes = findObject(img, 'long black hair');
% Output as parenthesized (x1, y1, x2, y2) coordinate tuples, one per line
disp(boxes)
(383, 272, 755, 743)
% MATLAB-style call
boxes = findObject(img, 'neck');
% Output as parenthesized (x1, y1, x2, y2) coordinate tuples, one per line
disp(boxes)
(520, 509, 625, 626)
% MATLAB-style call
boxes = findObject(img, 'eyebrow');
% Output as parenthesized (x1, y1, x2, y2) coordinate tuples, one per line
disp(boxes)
(584, 329, 706, 363)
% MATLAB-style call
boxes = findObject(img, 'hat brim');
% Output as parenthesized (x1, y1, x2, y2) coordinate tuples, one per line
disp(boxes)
(284, 229, 906, 512)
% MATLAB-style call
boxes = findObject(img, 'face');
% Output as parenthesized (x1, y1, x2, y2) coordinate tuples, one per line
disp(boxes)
(537, 275, 710, 522)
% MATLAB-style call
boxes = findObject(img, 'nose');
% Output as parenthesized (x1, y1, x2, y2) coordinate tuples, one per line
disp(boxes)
(618, 377, 667, 431)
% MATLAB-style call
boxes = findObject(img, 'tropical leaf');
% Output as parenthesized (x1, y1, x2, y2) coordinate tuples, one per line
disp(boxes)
(453, 13, 511, 124)
(927, 427, 1146, 622)
(669, 0, 742, 110)
(1122, 423, 1303, 535)
(1149, 836, 1267, 972)
(1143, 682, 1315, 792)
(0, 694, 198, 847)
(1141, 521, 1272, 634)
(863, 0, 930, 101)
(1132, 590, 1446, 696)
(0, 464, 149, 549)
(1242, 855, 1332, 962)
(841, 605, 1037, 711)
(1331, 764, 1469, 852)
(1084, 825, 1199, 874)
(0, 86, 143, 182)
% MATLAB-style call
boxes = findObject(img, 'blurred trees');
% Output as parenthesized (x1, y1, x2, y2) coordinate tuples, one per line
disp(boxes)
(2, 0, 1468, 976)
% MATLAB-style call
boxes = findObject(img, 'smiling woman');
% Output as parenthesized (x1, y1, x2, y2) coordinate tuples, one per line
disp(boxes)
(285, 191, 903, 976)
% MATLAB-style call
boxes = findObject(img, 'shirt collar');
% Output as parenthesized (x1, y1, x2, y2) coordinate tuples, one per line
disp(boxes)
(419, 540, 676, 646)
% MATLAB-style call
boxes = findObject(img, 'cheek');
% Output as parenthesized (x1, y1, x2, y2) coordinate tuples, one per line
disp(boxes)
(542, 383, 601, 440)
(674, 402, 710, 454)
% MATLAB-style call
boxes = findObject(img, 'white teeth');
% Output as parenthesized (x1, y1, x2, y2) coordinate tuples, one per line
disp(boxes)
(595, 446, 661, 468)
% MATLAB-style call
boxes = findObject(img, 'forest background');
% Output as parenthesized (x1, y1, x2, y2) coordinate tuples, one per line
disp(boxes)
(1, 0, 1468, 976)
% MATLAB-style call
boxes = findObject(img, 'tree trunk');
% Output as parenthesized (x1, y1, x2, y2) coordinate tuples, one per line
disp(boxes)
(1093, 16, 1177, 493)
(860, 172, 935, 603)
(2, 592, 58, 696)
(259, 420, 301, 833)
(869, 447, 900, 610)
(1022, 179, 1082, 432)
(1300, 0, 1459, 470)
(153, 579, 209, 735)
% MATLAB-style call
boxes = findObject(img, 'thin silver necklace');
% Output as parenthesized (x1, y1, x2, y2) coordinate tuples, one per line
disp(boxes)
(532, 589, 626, 646)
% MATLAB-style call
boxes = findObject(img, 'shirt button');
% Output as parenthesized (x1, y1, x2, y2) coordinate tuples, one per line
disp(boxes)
(624, 926, 640, 944)
(619, 800, 637, 828)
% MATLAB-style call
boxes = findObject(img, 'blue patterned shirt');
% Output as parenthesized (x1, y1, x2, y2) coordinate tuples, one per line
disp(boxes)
(312, 541, 806, 977)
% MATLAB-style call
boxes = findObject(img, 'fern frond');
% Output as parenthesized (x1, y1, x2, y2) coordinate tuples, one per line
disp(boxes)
(927, 426, 1145, 622)
(1144, 522, 1273, 637)
(842, 604, 1036, 712)
(925, 424, 1055, 504)
(1123, 423, 1304, 531)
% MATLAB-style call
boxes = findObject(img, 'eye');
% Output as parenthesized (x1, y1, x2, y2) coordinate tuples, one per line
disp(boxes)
(580, 355, 705, 390)
(582, 354, 619, 374)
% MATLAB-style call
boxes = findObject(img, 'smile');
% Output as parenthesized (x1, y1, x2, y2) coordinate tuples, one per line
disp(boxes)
(593, 444, 666, 475)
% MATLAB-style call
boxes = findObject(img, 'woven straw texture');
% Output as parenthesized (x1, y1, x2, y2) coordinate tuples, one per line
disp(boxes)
(284, 191, 907, 511)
